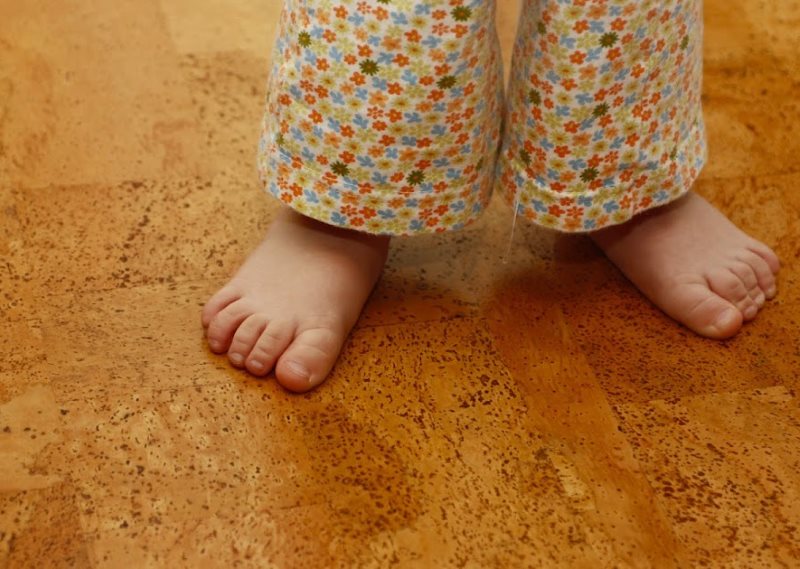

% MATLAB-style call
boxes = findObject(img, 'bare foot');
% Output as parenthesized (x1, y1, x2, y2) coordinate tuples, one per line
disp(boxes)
(202, 207, 389, 392)
(590, 192, 780, 339)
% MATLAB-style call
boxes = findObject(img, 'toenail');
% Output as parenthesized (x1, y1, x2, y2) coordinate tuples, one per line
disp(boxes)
(755, 293, 766, 306)
(715, 308, 739, 329)
(249, 360, 264, 371)
(208, 339, 221, 351)
(286, 360, 311, 381)
(766, 285, 777, 299)
(229, 353, 244, 366)
(743, 305, 758, 320)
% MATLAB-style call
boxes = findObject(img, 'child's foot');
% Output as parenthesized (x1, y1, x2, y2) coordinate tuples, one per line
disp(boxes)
(590, 192, 780, 339)
(202, 207, 390, 392)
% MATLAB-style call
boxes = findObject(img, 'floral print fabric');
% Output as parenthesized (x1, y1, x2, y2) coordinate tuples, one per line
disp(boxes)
(258, 0, 706, 235)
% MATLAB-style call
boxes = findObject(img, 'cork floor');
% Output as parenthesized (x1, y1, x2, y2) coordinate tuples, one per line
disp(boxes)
(1, 0, 799, 567)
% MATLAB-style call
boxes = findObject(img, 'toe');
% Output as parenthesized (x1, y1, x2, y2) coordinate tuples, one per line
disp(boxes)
(275, 326, 345, 393)
(202, 286, 240, 328)
(739, 250, 777, 299)
(728, 261, 764, 309)
(227, 315, 267, 368)
(748, 241, 780, 274)
(673, 282, 744, 339)
(206, 300, 251, 354)
(707, 269, 759, 322)
(245, 320, 295, 377)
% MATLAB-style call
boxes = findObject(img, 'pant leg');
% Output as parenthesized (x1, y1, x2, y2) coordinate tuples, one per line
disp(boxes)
(496, 0, 707, 232)
(258, 0, 505, 236)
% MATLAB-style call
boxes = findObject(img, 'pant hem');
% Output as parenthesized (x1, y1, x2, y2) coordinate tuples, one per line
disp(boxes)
(495, 124, 708, 234)
(257, 141, 496, 237)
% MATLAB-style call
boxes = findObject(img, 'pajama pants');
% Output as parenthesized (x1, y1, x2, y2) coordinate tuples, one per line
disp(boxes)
(257, 0, 707, 235)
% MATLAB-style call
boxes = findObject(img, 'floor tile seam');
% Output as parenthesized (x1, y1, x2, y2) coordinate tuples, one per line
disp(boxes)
(355, 311, 479, 332)
(484, 304, 691, 560)
(699, 169, 800, 184)
(6, 158, 259, 197)
(748, 171, 800, 183)
(601, 412, 795, 564)
(175, 47, 273, 60)
(704, 59, 800, 73)
(1, 287, 480, 328)
(42, 374, 237, 405)
(4, 168, 225, 196)
(73, 497, 331, 544)
(4, 277, 222, 306)
(606, 386, 799, 542)
(614, 382, 794, 411)
(7, 174, 257, 237)
(462, 312, 536, 410)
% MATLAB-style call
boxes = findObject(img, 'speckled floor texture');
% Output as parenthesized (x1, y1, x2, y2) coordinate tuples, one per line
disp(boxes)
(1, 0, 799, 567)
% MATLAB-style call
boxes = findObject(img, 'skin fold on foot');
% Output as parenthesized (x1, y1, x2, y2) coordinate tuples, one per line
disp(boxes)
(202, 207, 390, 392)
(590, 191, 780, 339)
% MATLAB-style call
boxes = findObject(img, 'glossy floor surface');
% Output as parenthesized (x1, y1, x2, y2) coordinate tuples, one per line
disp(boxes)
(2, 0, 799, 567)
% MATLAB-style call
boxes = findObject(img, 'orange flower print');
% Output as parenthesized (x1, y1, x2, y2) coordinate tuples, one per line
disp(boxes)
(258, 0, 705, 235)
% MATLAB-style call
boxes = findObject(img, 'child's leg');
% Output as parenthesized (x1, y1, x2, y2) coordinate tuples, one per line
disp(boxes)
(203, 0, 505, 391)
(497, 0, 779, 338)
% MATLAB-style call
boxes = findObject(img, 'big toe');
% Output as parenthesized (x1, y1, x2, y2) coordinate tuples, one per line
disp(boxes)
(672, 284, 744, 339)
(275, 326, 345, 393)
